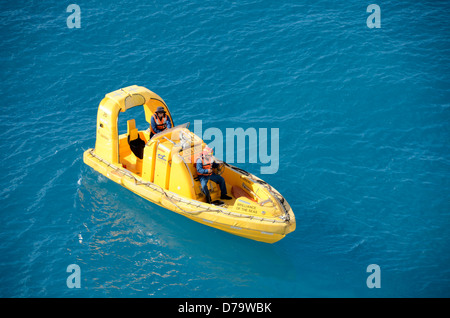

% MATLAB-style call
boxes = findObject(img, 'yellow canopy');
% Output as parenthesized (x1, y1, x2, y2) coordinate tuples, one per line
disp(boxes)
(94, 85, 174, 164)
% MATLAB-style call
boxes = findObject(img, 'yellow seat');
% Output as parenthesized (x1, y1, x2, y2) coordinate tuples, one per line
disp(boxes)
(129, 128, 139, 142)
(127, 119, 136, 134)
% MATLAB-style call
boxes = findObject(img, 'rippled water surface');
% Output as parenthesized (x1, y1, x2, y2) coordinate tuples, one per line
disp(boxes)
(1, 1, 449, 297)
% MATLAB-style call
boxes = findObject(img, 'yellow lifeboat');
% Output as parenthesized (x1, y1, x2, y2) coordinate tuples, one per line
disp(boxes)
(83, 85, 296, 243)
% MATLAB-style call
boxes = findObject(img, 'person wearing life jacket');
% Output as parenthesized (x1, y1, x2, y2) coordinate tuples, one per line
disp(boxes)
(150, 106, 172, 138)
(196, 146, 232, 204)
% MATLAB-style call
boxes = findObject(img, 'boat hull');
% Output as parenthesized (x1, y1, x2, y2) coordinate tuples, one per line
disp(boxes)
(83, 148, 295, 243)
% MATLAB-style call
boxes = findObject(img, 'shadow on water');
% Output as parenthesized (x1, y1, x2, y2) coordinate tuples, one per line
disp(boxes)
(77, 165, 298, 296)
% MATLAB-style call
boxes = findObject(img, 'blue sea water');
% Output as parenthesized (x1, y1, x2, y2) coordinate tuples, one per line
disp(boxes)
(1, 0, 449, 298)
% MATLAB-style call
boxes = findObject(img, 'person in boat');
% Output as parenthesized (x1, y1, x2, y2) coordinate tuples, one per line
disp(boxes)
(150, 106, 172, 138)
(196, 146, 232, 204)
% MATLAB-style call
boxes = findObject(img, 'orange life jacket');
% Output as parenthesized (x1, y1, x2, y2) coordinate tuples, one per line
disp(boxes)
(151, 113, 168, 134)
(196, 155, 213, 176)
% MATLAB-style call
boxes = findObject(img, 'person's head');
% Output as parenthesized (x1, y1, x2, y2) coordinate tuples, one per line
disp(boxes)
(155, 106, 166, 118)
(202, 146, 213, 159)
